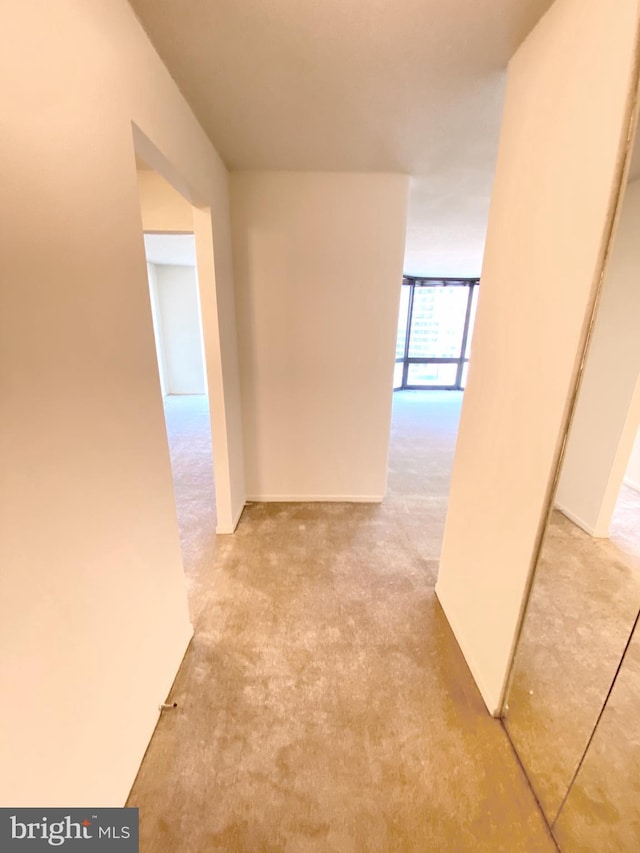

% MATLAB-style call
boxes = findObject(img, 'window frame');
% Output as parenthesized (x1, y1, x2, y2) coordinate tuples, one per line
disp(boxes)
(394, 276, 479, 391)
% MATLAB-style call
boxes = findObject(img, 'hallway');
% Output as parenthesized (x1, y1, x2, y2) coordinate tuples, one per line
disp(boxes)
(128, 392, 555, 851)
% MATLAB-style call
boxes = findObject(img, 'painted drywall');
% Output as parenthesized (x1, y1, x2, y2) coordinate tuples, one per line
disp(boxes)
(0, 0, 245, 806)
(152, 263, 206, 395)
(436, 0, 640, 714)
(137, 168, 193, 232)
(147, 262, 167, 396)
(144, 232, 197, 266)
(626, 427, 640, 491)
(230, 172, 409, 500)
(555, 179, 640, 535)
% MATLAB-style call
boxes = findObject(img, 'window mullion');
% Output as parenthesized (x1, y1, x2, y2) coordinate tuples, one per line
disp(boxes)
(402, 282, 415, 389)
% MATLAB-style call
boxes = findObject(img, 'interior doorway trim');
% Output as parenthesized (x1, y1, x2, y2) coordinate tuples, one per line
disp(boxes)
(132, 123, 245, 534)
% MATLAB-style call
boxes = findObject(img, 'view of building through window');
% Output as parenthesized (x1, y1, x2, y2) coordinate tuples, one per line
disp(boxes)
(394, 277, 479, 390)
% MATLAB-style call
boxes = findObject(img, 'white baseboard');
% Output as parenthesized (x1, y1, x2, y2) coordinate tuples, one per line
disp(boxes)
(554, 503, 603, 537)
(215, 501, 246, 535)
(244, 494, 384, 503)
(435, 581, 503, 717)
(624, 476, 640, 494)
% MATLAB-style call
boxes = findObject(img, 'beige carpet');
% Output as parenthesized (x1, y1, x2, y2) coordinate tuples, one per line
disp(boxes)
(128, 391, 555, 852)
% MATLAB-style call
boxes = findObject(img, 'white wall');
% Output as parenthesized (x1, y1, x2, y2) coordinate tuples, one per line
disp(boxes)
(137, 169, 193, 232)
(151, 264, 206, 395)
(436, 0, 640, 715)
(0, 0, 244, 806)
(230, 171, 409, 501)
(555, 179, 640, 535)
(626, 428, 640, 491)
(147, 262, 167, 396)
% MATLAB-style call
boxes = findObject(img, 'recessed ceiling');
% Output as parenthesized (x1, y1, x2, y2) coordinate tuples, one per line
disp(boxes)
(129, 0, 554, 274)
(144, 233, 196, 267)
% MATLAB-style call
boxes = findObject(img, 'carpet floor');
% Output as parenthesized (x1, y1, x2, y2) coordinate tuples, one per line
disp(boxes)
(128, 391, 555, 852)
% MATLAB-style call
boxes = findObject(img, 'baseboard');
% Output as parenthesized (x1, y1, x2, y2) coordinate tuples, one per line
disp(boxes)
(435, 581, 503, 717)
(624, 476, 640, 493)
(215, 501, 246, 535)
(244, 494, 384, 503)
(554, 503, 601, 537)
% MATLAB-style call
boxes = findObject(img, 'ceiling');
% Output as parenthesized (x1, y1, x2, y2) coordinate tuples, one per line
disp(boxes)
(129, 0, 555, 275)
(144, 233, 196, 266)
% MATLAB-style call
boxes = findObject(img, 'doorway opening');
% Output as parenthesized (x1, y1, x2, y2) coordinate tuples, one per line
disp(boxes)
(135, 159, 217, 621)
(393, 276, 479, 391)
(387, 276, 480, 552)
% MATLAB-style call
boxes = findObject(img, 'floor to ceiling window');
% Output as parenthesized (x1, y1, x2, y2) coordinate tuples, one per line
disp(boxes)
(394, 277, 479, 391)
